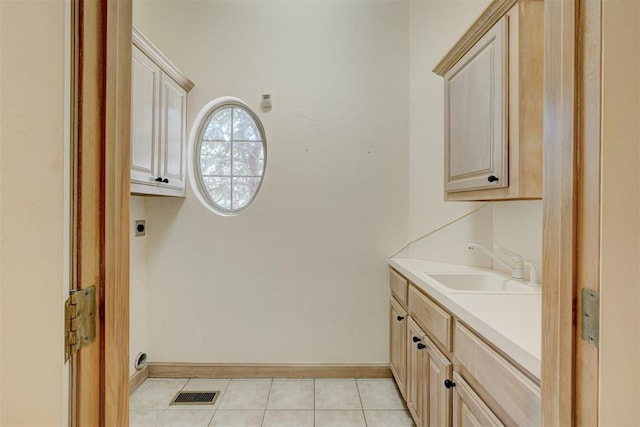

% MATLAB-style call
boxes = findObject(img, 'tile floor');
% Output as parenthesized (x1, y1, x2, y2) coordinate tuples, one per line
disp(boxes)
(130, 378, 415, 427)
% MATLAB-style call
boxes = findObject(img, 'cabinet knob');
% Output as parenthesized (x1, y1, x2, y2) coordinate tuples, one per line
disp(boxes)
(487, 175, 499, 183)
(155, 177, 163, 182)
(417, 343, 426, 350)
(396, 316, 404, 321)
(412, 336, 421, 343)
(444, 379, 456, 389)
(162, 178, 169, 184)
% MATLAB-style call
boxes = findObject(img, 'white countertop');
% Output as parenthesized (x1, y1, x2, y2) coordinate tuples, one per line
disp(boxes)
(389, 258, 541, 379)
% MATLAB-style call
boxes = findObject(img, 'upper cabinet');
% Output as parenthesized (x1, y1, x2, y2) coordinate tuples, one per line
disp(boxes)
(131, 26, 194, 197)
(434, 0, 543, 201)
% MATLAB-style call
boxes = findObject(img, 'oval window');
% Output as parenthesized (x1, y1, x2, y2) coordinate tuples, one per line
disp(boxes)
(191, 98, 266, 214)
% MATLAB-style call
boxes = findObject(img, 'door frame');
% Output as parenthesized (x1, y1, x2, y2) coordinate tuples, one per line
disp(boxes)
(542, 0, 601, 425)
(70, 0, 132, 425)
(70, 0, 603, 424)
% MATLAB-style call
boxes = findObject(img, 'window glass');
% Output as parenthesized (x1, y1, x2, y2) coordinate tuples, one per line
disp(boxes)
(194, 100, 266, 213)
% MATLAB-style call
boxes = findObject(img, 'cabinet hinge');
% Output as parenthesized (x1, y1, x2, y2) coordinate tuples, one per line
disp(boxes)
(581, 288, 600, 347)
(65, 287, 96, 361)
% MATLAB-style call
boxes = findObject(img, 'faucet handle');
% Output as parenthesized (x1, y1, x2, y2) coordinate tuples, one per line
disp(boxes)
(493, 246, 525, 280)
(493, 246, 523, 261)
(524, 260, 541, 286)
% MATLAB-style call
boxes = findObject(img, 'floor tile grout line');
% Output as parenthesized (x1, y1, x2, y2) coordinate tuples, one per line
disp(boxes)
(215, 378, 232, 412)
(209, 408, 216, 427)
(259, 378, 274, 427)
(355, 378, 369, 427)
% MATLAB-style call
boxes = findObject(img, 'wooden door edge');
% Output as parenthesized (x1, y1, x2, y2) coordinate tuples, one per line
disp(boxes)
(542, 0, 601, 425)
(103, 0, 132, 425)
(541, 0, 576, 425)
(575, 0, 602, 425)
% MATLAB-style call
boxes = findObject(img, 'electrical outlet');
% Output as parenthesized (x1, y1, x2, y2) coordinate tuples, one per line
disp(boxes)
(134, 220, 146, 236)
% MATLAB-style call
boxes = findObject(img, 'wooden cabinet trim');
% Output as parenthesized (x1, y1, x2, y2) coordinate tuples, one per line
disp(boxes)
(408, 286, 452, 352)
(390, 268, 408, 308)
(406, 317, 425, 426)
(389, 297, 408, 399)
(424, 335, 453, 427)
(132, 25, 194, 92)
(433, 0, 518, 75)
(453, 322, 541, 426)
(452, 372, 504, 427)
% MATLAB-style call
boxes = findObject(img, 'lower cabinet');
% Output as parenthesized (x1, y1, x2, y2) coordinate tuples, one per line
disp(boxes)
(425, 342, 452, 427)
(406, 318, 453, 427)
(390, 297, 408, 399)
(389, 268, 541, 427)
(452, 373, 503, 427)
(406, 318, 425, 425)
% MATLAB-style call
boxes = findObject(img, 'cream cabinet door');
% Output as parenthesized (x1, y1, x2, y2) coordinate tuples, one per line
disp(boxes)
(131, 46, 160, 186)
(407, 318, 426, 426)
(425, 337, 452, 427)
(444, 16, 508, 193)
(159, 74, 187, 191)
(452, 373, 503, 427)
(390, 298, 408, 399)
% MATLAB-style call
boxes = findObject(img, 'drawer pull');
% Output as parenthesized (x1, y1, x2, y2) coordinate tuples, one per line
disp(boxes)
(162, 178, 169, 183)
(155, 176, 163, 182)
(444, 379, 456, 389)
(417, 343, 426, 350)
(412, 336, 421, 343)
(396, 316, 405, 321)
(488, 175, 499, 182)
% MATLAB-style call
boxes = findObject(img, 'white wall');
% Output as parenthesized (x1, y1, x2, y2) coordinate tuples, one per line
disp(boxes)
(407, 0, 490, 246)
(493, 201, 543, 273)
(599, 1, 640, 424)
(133, 0, 409, 364)
(130, 196, 150, 375)
(406, 204, 493, 267)
(0, 0, 66, 424)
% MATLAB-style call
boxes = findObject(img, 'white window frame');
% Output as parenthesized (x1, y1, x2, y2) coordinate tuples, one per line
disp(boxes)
(188, 96, 267, 215)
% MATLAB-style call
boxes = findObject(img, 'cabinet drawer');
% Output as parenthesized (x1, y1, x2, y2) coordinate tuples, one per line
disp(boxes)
(408, 286, 452, 351)
(390, 269, 408, 307)
(453, 322, 540, 426)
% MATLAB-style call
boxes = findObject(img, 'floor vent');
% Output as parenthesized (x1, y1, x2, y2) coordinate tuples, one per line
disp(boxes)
(170, 391, 219, 405)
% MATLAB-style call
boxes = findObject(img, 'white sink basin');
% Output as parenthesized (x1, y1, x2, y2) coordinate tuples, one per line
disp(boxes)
(425, 271, 540, 294)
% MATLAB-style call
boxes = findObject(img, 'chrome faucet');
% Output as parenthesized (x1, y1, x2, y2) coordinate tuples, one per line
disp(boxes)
(467, 243, 540, 285)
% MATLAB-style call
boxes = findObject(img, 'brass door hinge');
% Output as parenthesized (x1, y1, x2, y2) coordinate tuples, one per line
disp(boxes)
(581, 288, 600, 347)
(65, 287, 96, 361)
